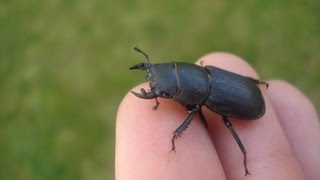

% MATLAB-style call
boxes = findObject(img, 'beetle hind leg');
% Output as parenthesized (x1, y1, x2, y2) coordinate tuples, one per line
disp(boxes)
(248, 77, 269, 88)
(171, 108, 197, 152)
(223, 116, 251, 176)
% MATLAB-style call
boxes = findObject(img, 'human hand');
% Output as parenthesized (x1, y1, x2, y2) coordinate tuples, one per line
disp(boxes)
(116, 52, 320, 179)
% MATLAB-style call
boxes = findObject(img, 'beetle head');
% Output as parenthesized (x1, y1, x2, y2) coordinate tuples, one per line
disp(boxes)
(147, 63, 178, 99)
(130, 47, 177, 99)
(131, 63, 178, 100)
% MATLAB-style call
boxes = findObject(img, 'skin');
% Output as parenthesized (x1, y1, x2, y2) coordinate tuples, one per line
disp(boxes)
(115, 52, 320, 180)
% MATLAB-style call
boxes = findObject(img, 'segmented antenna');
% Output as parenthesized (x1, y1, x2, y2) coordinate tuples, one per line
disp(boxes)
(133, 46, 150, 63)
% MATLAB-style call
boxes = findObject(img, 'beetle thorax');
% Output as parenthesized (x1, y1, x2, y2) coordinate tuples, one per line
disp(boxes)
(147, 63, 210, 106)
(148, 63, 179, 98)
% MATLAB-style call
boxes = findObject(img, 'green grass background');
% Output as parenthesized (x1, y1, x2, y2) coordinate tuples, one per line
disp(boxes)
(1, 0, 319, 179)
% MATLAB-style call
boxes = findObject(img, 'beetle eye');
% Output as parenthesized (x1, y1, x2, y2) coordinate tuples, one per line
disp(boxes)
(146, 72, 152, 81)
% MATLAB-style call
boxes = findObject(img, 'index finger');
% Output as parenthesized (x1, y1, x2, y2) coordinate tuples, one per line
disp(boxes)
(116, 79, 225, 178)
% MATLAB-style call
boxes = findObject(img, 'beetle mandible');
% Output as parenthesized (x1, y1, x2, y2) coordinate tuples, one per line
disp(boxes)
(130, 47, 268, 176)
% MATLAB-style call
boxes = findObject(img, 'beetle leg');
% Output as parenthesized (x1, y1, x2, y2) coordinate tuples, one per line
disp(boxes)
(199, 60, 205, 67)
(198, 107, 208, 128)
(222, 116, 251, 176)
(152, 98, 160, 110)
(171, 108, 197, 152)
(248, 77, 269, 88)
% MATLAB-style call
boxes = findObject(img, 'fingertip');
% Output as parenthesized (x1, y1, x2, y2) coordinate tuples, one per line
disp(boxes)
(116, 83, 171, 179)
(116, 83, 224, 179)
(196, 52, 259, 78)
(267, 80, 320, 179)
(267, 80, 317, 116)
(266, 79, 319, 131)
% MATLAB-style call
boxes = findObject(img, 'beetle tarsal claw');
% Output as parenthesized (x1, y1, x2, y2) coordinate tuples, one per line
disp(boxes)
(152, 98, 160, 110)
(171, 133, 179, 152)
(258, 81, 269, 88)
(245, 170, 251, 176)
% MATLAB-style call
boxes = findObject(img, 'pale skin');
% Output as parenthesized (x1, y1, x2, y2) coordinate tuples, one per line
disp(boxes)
(116, 52, 320, 180)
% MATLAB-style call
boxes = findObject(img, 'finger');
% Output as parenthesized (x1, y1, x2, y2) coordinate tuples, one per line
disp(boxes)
(196, 53, 304, 179)
(116, 84, 225, 179)
(267, 80, 320, 180)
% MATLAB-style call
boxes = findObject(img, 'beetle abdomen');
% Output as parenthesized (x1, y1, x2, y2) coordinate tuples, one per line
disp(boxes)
(205, 66, 265, 120)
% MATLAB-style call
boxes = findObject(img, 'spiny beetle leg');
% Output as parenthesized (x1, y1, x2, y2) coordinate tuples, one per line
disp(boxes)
(171, 108, 197, 152)
(223, 116, 251, 176)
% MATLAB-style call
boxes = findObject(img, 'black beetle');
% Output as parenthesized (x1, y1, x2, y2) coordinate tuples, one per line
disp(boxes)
(130, 47, 268, 176)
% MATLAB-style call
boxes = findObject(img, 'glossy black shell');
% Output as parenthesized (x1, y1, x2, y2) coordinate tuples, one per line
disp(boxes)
(136, 62, 265, 120)
(204, 66, 265, 119)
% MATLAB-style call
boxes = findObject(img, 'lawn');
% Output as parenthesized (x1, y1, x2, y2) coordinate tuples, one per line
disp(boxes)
(1, 0, 319, 179)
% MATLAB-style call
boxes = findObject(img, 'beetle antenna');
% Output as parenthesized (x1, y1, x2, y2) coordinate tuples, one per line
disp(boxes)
(133, 46, 151, 63)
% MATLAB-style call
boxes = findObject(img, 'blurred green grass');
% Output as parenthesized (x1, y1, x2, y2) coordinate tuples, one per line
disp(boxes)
(0, 0, 319, 179)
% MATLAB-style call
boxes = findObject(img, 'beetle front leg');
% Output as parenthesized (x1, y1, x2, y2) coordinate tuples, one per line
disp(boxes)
(171, 108, 197, 152)
(222, 116, 250, 176)
(131, 88, 159, 110)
